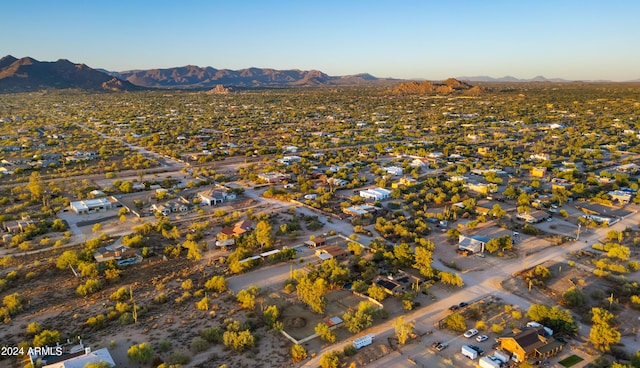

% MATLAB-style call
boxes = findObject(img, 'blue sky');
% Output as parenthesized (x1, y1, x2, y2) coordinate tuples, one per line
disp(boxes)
(2, 0, 639, 80)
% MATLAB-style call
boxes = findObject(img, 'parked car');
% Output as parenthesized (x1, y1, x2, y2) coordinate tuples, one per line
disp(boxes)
(464, 329, 479, 338)
(435, 342, 449, 351)
(476, 334, 488, 342)
(449, 305, 460, 311)
(459, 302, 469, 308)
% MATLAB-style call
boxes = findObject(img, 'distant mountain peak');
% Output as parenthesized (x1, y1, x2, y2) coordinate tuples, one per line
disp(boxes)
(0, 55, 139, 93)
(457, 75, 574, 83)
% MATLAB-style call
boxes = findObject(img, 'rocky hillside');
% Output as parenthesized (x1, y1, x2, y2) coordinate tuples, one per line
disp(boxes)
(0, 55, 139, 93)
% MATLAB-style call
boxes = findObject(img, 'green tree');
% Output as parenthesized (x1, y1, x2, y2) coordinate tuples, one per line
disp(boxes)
(296, 275, 327, 314)
(255, 220, 274, 248)
(343, 302, 376, 333)
(236, 286, 259, 310)
(394, 316, 415, 345)
(439, 271, 464, 287)
(56, 250, 79, 269)
(92, 223, 102, 233)
(367, 284, 388, 302)
(562, 287, 585, 308)
(413, 245, 434, 277)
(315, 322, 337, 343)
(33, 330, 61, 347)
(526, 304, 578, 335)
(590, 307, 620, 352)
(319, 351, 341, 368)
(27, 172, 44, 202)
(291, 344, 308, 363)
(393, 242, 414, 267)
(263, 305, 279, 329)
(183, 239, 205, 260)
(443, 313, 466, 332)
(127, 342, 154, 363)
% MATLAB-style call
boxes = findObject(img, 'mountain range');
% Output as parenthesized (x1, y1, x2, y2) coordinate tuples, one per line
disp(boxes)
(455, 75, 623, 83)
(0, 55, 394, 93)
(108, 67, 386, 89)
(0, 55, 139, 92)
(2, 55, 637, 93)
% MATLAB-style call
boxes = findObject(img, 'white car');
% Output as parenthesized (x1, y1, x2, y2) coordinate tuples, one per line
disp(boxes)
(476, 334, 488, 342)
(464, 329, 479, 338)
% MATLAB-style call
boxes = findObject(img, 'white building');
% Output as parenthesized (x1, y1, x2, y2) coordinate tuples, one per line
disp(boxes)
(69, 198, 113, 214)
(277, 155, 301, 165)
(41, 347, 115, 368)
(383, 166, 403, 176)
(359, 187, 391, 201)
(198, 187, 237, 205)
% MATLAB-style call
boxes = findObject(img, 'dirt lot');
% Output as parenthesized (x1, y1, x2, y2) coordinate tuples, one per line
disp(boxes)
(0, 250, 294, 368)
(281, 290, 370, 341)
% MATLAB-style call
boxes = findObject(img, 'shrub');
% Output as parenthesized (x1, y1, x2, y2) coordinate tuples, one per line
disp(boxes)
(204, 276, 227, 292)
(169, 351, 191, 365)
(201, 327, 223, 343)
(76, 279, 102, 296)
(343, 345, 357, 356)
(196, 296, 210, 311)
(119, 312, 134, 325)
(291, 344, 307, 363)
(85, 314, 107, 330)
(191, 337, 209, 353)
(491, 323, 504, 334)
(222, 330, 255, 351)
(33, 330, 61, 347)
(511, 310, 523, 320)
(127, 342, 154, 364)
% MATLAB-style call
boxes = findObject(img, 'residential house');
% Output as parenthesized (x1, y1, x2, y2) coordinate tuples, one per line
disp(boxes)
(219, 220, 253, 238)
(277, 155, 301, 165)
(551, 178, 573, 191)
(258, 172, 288, 184)
(609, 190, 633, 204)
(383, 166, 403, 176)
(93, 245, 138, 263)
(392, 177, 417, 188)
(151, 199, 190, 216)
(343, 204, 379, 216)
(69, 198, 115, 214)
(304, 236, 327, 248)
(529, 153, 550, 161)
(327, 177, 348, 187)
(458, 235, 491, 254)
(374, 271, 421, 295)
(467, 182, 497, 195)
(198, 187, 237, 206)
(516, 210, 550, 223)
(314, 245, 347, 261)
(497, 327, 563, 362)
(359, 188, 391, 201)
(2, 217, 37, 233)
(38, 347, 115, 368)
(530, 167, 547, 178)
